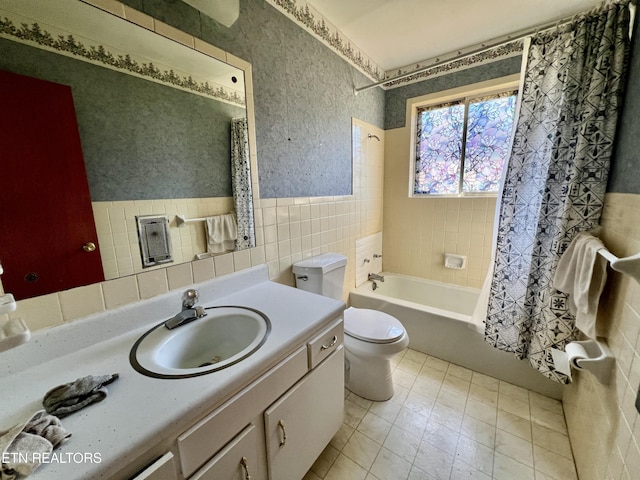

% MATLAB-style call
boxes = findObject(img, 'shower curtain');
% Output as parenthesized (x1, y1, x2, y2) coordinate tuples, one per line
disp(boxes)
(231, 117, 255, 251)
(483, 0, 631, 383)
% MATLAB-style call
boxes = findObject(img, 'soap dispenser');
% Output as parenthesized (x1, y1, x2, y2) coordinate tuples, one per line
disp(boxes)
(0, 261, 30, 352)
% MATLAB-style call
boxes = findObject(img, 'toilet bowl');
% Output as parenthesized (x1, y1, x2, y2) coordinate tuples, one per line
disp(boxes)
(343, 307, 409, 401)
(292, 253, 409, 402)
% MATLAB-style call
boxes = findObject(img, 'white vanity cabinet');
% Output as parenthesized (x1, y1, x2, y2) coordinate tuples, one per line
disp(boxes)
(264, 347, 344, 480)
(167, 318, 344, 480)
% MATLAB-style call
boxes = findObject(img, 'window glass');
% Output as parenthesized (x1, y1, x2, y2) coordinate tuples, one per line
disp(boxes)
(463, 93, 517, 193)
(414, 90, 517, 196)
(415, 101, 464, 194)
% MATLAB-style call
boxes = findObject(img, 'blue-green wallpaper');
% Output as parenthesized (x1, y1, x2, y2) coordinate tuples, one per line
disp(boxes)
(121, 0, 385, 198)
(607, 16, 640, 194)
(0, 38, 243, 201)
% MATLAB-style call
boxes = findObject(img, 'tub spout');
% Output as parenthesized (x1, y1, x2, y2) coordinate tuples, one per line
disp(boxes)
(368, 273, 384, 282)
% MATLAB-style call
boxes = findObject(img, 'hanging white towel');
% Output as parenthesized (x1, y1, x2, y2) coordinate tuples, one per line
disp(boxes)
(553, 232, 608, 338)
(205, 213, 237, 254)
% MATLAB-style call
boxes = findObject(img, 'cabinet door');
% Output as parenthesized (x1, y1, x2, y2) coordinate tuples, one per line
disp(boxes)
(191, 424, 260, 480)
(264, 347, 344, 480)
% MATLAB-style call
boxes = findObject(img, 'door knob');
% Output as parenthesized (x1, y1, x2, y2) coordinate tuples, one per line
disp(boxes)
(82, 242, 96, 252)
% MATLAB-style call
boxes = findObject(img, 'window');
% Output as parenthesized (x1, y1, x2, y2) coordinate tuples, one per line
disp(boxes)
(413, 89, 518, 196)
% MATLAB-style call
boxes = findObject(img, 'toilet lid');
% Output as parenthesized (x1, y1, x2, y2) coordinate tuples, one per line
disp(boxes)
(343, 308, 405, 344)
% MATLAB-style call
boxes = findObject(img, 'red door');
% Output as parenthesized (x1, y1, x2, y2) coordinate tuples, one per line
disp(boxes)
(0, 70, 104, 300)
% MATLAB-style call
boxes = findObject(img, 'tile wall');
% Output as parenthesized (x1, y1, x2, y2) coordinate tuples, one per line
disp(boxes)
(382, 126, 496, 289)
(93, 197, 235, 280)
(1, 118, 384, 333)
(563, 192, 640, 480)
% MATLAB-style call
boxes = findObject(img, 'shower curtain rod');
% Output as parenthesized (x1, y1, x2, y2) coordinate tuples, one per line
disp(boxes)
(354, 2, 634, 95)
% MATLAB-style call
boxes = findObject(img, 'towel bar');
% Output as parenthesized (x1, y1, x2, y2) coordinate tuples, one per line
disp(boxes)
(598, 248, 640, 284)
(175, 214, 206, 227)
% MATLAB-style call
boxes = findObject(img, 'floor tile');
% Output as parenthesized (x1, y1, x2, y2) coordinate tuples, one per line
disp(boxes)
(496, 409, 533, 441)
(533, 444, 578, 480)
(414, 440, 455, 479)
(423, 419, 460, 455)
(324, 454, 368, 480)
(383, 425, 421, 463)
(342, 431, 382, 470)
(495, 429, 534, 467)
(370, 447, 412, 480)
(461, 415, 496, 449)
(306, 349, 578, 480)
(493, 451, 535, 480)
(357, 411, 393, 444)
(531, 422, 573, 460)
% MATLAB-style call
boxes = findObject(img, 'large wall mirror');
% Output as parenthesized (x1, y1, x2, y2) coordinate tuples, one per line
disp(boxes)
(0, 0, 257, 300)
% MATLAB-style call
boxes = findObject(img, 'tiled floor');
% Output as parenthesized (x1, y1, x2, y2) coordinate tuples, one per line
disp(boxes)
(304, 348, 577, 480)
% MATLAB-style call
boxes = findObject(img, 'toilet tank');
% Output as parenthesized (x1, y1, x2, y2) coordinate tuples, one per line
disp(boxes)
(292, 253, 347, 300)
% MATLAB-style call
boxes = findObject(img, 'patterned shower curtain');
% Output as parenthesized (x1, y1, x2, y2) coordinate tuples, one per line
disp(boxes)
(231, 117, 255, 250)
(484, 0, 631, 383)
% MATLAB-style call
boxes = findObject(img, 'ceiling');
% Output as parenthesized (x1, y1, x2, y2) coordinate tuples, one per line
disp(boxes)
(306, 0, 604, 72)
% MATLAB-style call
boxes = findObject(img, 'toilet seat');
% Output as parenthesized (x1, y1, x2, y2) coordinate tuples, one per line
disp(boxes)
(344, 307, 405, 344)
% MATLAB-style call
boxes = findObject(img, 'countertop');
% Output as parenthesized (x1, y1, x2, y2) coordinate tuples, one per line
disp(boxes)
(0, 265, 345, 479)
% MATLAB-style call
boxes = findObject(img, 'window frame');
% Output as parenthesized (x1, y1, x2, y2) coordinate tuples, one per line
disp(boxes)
(408, 75, 521, 199)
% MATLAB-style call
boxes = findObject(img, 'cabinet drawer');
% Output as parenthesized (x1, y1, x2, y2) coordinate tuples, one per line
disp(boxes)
(178, 346, 308, 477)
(191, 424, 258, 480)
(131, 452, 177, 480)
(307, 318, 343, 369)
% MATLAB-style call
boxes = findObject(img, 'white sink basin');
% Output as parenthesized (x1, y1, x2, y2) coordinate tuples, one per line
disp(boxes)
(130, 306, 271, 378)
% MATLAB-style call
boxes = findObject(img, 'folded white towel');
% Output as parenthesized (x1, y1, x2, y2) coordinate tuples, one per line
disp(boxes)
(553, 232, 608, 338)
(206, 213, 237, 254)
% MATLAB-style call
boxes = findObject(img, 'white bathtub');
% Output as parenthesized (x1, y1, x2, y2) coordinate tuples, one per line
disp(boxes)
(349, 273, 562, 399)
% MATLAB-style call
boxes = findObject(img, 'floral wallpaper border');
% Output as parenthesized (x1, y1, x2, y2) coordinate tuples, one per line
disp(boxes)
(266, 0, 385, 82)
(267, 0, 523, 90)
(0, 16, 246, 106)
(383, 41, 524, 88)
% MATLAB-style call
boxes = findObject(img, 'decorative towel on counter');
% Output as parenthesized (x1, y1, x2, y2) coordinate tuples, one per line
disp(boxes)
(553, 232, 608, 338)
(0, 410, 70, 479)
(205, 213, 237, 254)
(42, 373, 119, 418)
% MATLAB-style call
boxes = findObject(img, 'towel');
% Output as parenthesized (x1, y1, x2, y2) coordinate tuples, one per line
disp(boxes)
(206, 213, 237, 254)
(553, 232, 608, 338)
(42, 373, 119, 418)
(0, 411, 70, 479)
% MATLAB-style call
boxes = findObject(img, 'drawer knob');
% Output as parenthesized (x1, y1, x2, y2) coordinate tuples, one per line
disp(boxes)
(240, 456, 251, 480)
(321, 335, 338, 351)
(278, 419, 287, 447)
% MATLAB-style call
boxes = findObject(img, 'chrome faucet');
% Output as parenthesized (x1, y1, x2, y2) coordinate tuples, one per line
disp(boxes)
(368, 273, 384, 282)
(164, 289, 207, 329)
(182, 288, 199, 310)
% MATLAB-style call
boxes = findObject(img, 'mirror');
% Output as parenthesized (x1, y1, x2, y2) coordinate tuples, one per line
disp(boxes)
(0, 0, 256, 299)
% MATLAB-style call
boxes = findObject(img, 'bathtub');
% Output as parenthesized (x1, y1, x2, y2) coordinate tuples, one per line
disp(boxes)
(349, 273, 562, 399)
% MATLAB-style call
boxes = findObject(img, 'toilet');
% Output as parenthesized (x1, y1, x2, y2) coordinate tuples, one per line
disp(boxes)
(293, 253, 409, 401)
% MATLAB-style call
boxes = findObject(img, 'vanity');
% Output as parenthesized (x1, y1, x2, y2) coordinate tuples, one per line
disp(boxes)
(0, 266, 345, 479)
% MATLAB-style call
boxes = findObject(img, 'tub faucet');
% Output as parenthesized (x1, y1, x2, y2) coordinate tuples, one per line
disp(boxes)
(368, 273, 384, 282)
(164, 289, 207, 329)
